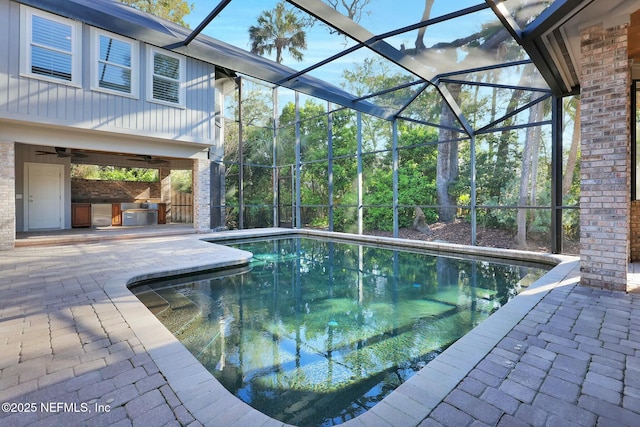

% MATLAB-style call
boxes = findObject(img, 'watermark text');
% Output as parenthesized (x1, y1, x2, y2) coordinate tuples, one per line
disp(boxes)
(1, 401, 111, 414)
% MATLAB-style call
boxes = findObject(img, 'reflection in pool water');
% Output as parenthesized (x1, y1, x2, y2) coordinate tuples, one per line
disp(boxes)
(132, 237, 548, 426)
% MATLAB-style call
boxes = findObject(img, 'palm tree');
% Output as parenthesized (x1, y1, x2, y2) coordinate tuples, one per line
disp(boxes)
(248, 2, 307, 64)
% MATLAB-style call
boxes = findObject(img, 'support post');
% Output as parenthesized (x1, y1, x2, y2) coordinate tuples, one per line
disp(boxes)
(295, 92, 302, 229)
(392, 120, 399, 238)
(470, 134, 477, 245)
(237, 77, 244, 229)
(551, 95, 563, 254)
(328, 102, 334, 232)
(0, 141, 15, 250)
(273, 86, 279, 227)
(357, 111, 363, 235)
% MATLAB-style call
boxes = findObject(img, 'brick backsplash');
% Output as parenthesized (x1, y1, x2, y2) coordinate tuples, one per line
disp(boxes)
(71, 179, 161, 203)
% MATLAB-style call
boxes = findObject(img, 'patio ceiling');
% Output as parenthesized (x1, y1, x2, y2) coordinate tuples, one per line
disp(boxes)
(16, 0, 640, 131)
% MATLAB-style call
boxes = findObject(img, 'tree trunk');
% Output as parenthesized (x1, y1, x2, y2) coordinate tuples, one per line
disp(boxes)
(562, 99, 580, 197)
(528, 104, 541, 226)
(436, 84, 460, 223)
(491, 64, 537, 198)
(414, 0, 435, 51)
(516, 101, 543, 247)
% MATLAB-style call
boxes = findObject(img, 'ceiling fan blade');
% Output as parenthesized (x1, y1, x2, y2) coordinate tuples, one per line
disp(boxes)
(126, 155, 168, 164)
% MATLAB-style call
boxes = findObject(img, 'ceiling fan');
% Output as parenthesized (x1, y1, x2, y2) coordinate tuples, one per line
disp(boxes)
(36, 147, 87, 158)
(127, 155, 169, 165)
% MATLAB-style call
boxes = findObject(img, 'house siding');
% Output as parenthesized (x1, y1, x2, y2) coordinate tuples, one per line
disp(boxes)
(0, 0, 216, 145)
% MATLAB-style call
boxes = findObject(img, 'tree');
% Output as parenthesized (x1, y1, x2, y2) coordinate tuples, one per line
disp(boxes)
(119, 0, 193, 27)
(415, 0, 435, 51)
(436, 85, 460, 223)
(516, 101, 544, 247)
(324, 0, 371, 23)
(249, 2, 308, 64)
(562, 97, 580, 198)
(71, 164, 159, 182)
(411, 0, 534, 223)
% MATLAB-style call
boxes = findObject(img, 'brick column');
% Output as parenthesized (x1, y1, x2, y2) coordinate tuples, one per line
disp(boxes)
(579, 23, 630, 291)
(0, 141, 16, 251)
(192, 159, 211, 232)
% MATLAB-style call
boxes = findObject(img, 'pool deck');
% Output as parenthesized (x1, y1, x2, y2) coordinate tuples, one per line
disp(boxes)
(2, 227, 640, 426)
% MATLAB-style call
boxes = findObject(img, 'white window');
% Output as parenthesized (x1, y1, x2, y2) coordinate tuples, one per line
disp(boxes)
(20, 6, 81, 85)
(91, 29, 139, 97)
(148, 47, 185, 107)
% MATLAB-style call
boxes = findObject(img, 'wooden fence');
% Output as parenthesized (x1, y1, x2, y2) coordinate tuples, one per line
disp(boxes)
(171, 191, 193, 223)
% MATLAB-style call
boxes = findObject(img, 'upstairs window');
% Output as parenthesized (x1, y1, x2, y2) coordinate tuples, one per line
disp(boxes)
(91, 29, 139, 97)
(148, 48, 185, 107)
(20, 6, 81, 85)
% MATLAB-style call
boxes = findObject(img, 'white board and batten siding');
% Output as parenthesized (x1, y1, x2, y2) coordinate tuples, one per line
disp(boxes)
(0, 0, 216, 146)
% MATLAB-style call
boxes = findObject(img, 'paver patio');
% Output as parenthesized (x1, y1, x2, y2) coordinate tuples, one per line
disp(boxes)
(1, 229, 639, 426)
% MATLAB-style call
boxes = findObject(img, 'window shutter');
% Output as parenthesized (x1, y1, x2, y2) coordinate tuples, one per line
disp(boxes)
(30, 15, 73, 81)
(152, 52, 180, 103)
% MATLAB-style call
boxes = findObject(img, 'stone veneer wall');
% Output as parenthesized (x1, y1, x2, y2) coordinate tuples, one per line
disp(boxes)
(192, 159, 211, 232)
(632, 201, 640, 262)
(0, 141, 16, 250)
(580, 23, 630, 291)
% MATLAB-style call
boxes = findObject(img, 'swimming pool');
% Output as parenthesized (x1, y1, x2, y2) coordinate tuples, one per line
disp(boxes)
(132, 236, 549, 426)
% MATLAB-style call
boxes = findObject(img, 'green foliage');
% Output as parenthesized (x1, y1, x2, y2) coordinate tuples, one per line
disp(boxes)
(71, 164, 158, 182)
(171, 170, 192, 193)
(396, 123, 440, 226)
(277, 99, 330, 166)
(118, 0, 193, 27)
(341, 57, 413, 99)
(219, 52, 581, 247)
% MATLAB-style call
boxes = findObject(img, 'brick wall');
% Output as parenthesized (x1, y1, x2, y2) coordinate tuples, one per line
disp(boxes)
(0, 141, 16, 250)
(193, 159, 211, 232)
(579, 23, 630, 291)
(71, 179, 161, 203)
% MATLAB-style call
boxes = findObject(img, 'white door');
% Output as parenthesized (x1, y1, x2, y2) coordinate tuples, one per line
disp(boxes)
(26, 163, 64, 230)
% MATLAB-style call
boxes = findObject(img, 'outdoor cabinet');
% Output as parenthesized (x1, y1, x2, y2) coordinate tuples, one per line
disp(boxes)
(111, 204, 122, 226)
(72, 203, 91, 227)
(158, 203, 167, 224)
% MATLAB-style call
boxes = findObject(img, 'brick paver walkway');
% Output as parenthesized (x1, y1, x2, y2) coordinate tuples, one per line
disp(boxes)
(0, 233, 253, 427)
(421, 284, 640, 427)
(1, 230, 639, 426)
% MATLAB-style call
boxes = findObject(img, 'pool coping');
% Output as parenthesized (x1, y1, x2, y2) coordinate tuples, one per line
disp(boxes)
(103, 228, 579, 427)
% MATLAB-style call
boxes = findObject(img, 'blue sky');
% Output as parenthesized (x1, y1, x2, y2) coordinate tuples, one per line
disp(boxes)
(183, 0, 486, 70)
(181, 1, 512, 99)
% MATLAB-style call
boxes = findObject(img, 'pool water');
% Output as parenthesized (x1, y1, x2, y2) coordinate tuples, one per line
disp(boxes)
(132, 237, 548, 426)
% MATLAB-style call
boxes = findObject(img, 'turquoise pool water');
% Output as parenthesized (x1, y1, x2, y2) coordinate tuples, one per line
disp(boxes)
(132, 237, 549, 426)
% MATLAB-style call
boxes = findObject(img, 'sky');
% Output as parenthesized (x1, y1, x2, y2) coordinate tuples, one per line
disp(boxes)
(178, 0, 546, 119)
(181, 0, 489, 80)
(175, 1, 561, 140)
